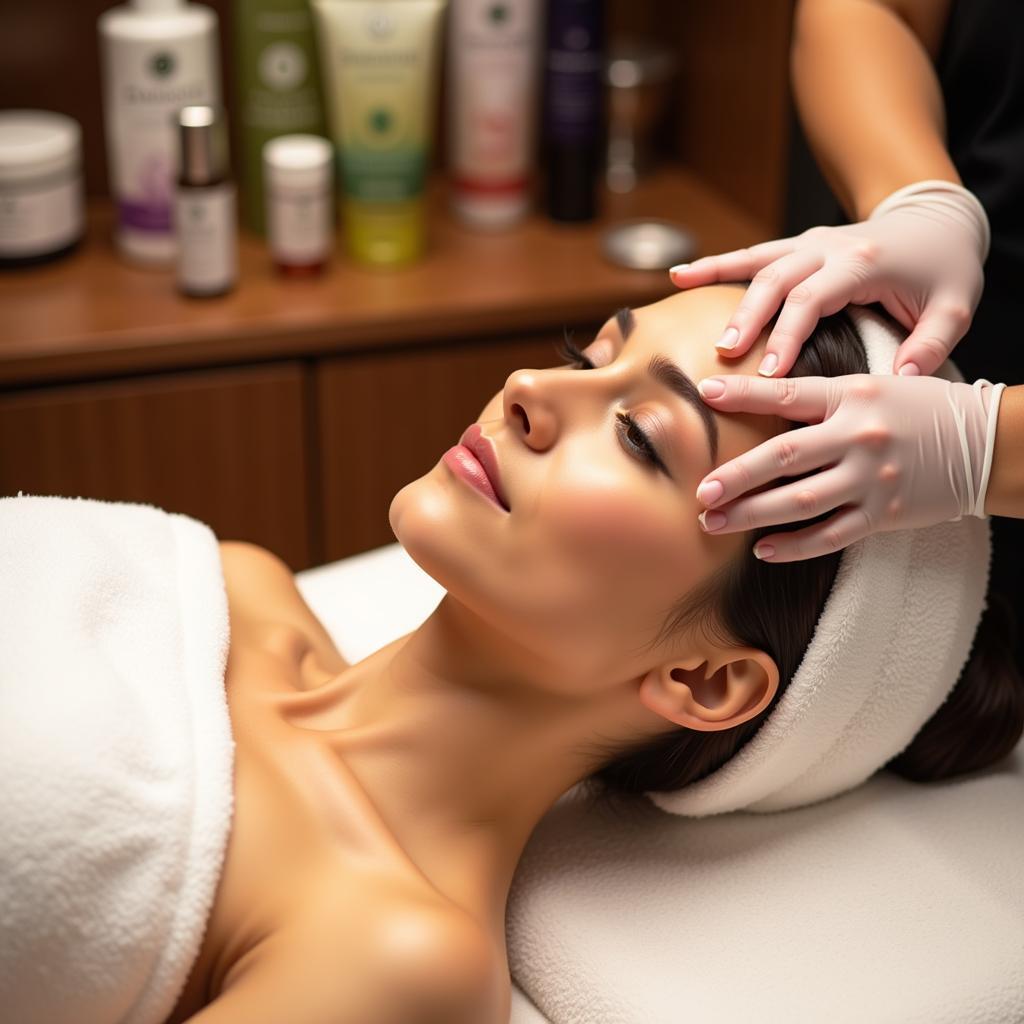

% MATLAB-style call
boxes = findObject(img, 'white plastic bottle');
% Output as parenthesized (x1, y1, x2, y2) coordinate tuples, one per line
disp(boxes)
(447, 0, 543, 229)
(98, 0, 221, 265)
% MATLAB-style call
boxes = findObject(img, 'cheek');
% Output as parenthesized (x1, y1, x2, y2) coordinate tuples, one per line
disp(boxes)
(532, 456, 702, 609)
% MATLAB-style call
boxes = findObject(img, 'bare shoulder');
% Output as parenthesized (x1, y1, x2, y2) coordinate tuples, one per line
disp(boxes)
(187, 898, 504, 1024)
(376, 899, 504, 1020)
(217, 539, 350, 671)
(218, 539, 296, 584)
(867, 0, 954, 60)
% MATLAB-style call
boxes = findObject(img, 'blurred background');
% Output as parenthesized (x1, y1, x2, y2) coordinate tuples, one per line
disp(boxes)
(0, 0, 837, 571)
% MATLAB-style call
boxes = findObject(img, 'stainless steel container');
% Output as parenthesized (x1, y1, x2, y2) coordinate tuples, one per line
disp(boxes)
(604, 38, 677, 193)
(602, 218, 696, 270)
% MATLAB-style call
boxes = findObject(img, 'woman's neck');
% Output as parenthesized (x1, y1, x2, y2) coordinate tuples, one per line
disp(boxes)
(303, 594, 655, 927)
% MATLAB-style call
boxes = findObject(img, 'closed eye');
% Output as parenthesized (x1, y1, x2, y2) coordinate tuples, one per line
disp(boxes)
(552, 335, 669, 474)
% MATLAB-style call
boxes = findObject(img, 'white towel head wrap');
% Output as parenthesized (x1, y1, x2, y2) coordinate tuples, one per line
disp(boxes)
(647, 304, 992, 818)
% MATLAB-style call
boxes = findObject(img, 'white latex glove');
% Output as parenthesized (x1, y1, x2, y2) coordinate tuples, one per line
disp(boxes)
(670, 180, 991, 378)
(692, 372, 1007, 563)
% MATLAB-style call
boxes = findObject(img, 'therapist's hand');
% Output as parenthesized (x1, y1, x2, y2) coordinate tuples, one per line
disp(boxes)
(693, 372, 1003, 563)
(670, 181, 990, 379)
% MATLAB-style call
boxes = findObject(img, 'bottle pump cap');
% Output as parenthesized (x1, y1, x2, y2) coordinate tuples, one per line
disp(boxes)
(176, 105, 228, 187)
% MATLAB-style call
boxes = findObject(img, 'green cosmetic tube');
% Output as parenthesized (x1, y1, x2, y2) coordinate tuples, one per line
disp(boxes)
(236, 0, 327, 235)
(310, 0, 448, 267)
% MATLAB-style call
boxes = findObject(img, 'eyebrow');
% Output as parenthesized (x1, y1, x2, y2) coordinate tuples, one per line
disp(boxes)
(613, 306, 719, 465)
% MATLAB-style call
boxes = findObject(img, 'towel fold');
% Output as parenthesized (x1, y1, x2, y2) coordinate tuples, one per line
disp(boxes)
(0, 494, 235, 1024)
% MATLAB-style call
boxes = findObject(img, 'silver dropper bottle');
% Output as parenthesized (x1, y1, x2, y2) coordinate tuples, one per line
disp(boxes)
(174, 105, 237, 298)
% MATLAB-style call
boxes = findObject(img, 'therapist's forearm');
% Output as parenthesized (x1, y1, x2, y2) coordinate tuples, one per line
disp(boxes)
(985, 386, 1024, 519)
(792, 0, 960, 220)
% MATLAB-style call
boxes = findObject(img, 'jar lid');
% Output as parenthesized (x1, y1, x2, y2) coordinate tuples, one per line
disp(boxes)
(601, 218, 697, 270)
(264, 134, 334, 191)
(0, 110, 81, 185)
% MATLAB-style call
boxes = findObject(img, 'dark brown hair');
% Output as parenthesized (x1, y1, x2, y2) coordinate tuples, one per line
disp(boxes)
(579, 306, 1024, 807)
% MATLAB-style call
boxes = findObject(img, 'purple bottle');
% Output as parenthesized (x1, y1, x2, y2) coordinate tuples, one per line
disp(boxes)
(542, 0, 606, 222)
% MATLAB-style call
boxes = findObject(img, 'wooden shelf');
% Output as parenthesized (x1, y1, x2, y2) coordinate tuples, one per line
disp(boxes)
(0, 164, 768, 388)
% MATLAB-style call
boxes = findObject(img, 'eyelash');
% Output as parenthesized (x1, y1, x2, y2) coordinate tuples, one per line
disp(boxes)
(552, 334, 668, 473)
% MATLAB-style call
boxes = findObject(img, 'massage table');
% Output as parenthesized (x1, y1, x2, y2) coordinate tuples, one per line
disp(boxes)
(295, 542, 1024, 1024)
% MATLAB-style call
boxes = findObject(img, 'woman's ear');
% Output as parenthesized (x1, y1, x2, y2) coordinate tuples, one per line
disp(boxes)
(637, 647, 780, 732)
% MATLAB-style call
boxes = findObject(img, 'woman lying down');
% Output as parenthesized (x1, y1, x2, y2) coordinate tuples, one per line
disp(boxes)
(1, 284, 1020, 1024)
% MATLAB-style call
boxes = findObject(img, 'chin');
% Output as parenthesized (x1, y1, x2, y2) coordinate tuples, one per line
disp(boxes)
(390, 468, 518, 625)
(388, 471, 464, 589)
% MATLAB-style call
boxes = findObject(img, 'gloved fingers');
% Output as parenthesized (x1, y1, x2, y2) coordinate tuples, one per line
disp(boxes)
(750, 506, 875, 563)
(711, 248, 825, 360)
(668, 237, 796, 291)
(696, 373, 838, 426)
(698, 465, 857, 535)
(891, 294, 975, 377)
(761, 263, 877, 378)
(696, 420, 845, 509)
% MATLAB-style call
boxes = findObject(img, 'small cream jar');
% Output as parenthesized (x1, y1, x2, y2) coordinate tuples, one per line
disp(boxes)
(263, 134, 334, 276)
(0, 110, 85, 268)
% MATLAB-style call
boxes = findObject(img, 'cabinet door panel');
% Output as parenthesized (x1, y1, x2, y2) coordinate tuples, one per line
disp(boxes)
(318, 333, 577, 562)
(0, 362, 311, 570)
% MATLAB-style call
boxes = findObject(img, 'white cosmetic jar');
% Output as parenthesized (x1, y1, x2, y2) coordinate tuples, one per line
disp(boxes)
(263, 133, 334, 273)
(0, 110, 85, 267)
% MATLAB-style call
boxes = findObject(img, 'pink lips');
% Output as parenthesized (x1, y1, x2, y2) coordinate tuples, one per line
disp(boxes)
(442, 423, 510, 512)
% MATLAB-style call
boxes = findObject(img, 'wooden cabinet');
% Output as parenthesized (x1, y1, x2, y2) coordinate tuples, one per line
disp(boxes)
(0, 362, 312, 569)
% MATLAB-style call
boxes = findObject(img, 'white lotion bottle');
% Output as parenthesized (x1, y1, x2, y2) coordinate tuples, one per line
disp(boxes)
(98, 0, 221, 265)
(447, 0, 543, 228)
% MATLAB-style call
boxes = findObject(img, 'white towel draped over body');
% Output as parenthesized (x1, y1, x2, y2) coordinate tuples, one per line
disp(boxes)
(0, 495, 235, 1024)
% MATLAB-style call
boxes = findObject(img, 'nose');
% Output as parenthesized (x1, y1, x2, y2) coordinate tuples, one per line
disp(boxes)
(502, 367, 558, 450)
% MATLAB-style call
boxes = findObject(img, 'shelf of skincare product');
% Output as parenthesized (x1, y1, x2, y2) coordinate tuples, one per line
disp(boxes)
(0, 164, 769, 388)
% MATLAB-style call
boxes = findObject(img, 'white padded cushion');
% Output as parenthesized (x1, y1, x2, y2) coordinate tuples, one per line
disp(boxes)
(296, 543, 1024, 1024)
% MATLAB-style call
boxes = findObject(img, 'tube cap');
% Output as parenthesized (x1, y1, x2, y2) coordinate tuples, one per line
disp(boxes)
(344, 201, 424, 267)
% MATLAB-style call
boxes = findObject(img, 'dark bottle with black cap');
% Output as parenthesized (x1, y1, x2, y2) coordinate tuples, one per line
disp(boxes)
(174, 105, 237, 298)
(542, 0, 606, 222)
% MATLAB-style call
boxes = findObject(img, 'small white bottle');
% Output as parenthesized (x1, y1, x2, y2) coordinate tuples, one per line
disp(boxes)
(174, 105, 237, 297)
(98, 0, 221, 266)
(262, 134, 334, 276)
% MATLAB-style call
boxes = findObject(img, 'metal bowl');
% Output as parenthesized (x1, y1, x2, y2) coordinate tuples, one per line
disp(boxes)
(601, 218, 697, 270)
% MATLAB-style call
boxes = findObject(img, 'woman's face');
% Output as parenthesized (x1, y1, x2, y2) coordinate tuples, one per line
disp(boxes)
(389, 284, 786, 690)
